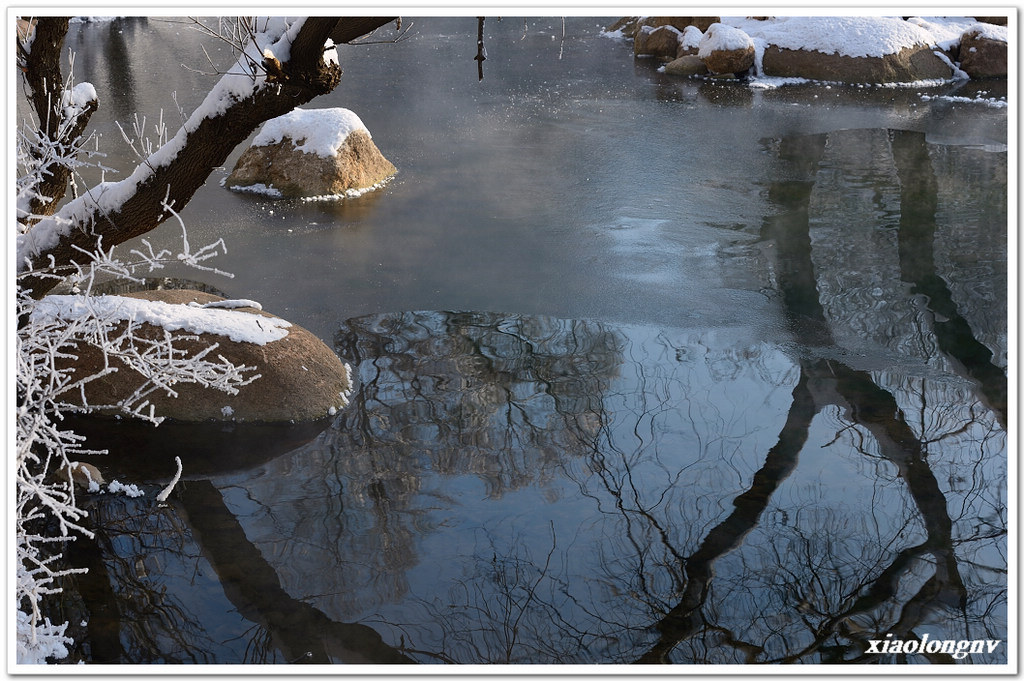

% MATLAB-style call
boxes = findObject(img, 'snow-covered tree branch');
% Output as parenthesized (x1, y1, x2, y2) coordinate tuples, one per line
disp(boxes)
(14, 15, 393, 663)
(17, 16, 394, 300)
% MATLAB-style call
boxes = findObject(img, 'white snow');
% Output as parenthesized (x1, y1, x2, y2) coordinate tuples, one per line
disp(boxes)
(299, 177, 394, 202)
(194, 298, 264, 311)
(229, 182, 283, 198)
(725, 16, 936, 58)
(680, 25, 703, 51)
(60, 82, 97, 120)
(31, 294, 292, 345)
(252, 107, 370, 158)
(698, 23, 754, 58)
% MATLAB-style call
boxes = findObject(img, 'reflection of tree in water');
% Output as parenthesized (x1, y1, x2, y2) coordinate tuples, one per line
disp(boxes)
(56, 130, 1006, 664)
(624, 129, 1005, 664)
(334, 310, 626, 497)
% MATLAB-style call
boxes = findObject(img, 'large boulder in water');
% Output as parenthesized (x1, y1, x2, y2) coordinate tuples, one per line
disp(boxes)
(226, 107, 396, 199)
(35, 290, 352, 423)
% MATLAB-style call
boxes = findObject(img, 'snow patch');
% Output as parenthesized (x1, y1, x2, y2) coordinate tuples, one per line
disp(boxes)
(298, 177, 395, 202)
(31, 294, 292, 345)
(252, 107, 370, 158)
(724, 16, 937, 58)
(680, 25, 703, 51)
(106, 480, 145, 497)
(194, 298, 264, 311)
(61, 82, 97, 120)
(229, 182, 283, 198)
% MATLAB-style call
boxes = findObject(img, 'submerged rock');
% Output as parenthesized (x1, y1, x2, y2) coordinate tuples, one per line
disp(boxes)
(53, 290, 352, 423)
(664, 54, 708, 76)
(226, 107, 396, 199)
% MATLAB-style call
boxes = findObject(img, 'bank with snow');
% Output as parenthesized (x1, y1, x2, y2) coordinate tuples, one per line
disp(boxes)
(225, 107, 397, 199)
(612, 15, 1008, 84)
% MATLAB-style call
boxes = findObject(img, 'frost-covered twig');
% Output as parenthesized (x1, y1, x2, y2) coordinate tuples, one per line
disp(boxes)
(156, 457, 183, 503)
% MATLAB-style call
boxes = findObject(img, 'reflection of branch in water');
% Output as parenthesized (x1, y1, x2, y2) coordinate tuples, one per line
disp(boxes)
(888, 129, 1007, 428)
(386, 522, 583, 663)
(634, 370, 815, 663)
(177, 479, 415, 664)
(61, 495, 229, 663)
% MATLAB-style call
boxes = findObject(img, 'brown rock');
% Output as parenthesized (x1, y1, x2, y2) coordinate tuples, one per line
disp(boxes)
(761, 44, 954, 83)
(55, 290, 352, 423)
(959, 28, 1007, 78)
(972, 16, 1007, 26)
(58, 462, 105, 490)
(634, 25, 682, 61)
(664, 55, 708, 76)
(227, 128, 396, 199)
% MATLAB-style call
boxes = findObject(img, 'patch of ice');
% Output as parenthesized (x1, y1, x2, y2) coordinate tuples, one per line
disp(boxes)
(299, 176, 395, 202)
(920, 93, 1009, 108)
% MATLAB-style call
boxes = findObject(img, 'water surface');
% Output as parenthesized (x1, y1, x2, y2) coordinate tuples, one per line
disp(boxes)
(51, 17, 1008, 665)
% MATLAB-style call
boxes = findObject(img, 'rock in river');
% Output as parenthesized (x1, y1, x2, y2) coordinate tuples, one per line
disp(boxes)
(226, 107, 396, 199)
(44, 289, 352, 423)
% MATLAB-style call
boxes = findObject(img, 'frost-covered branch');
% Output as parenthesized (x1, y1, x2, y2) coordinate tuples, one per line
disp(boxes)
(15, 203, 259, 664)
(16, 16, 100, 223)
(17, 17, 394, 300)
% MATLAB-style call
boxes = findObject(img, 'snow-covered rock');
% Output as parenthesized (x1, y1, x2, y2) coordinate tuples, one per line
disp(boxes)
(958, 24, 1008, 78)
(677, 25, 703, 57)
(699, 24, 756, 75)
(615, 15, 1007, 83)
(752, 17, 955, 83)
(607, 16, 718, 41)
(700, 23, 757, 75)
(226, 107, 396, 199)
(52, 289, 353, 423)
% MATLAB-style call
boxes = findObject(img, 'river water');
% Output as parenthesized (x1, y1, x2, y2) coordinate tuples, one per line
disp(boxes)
(50, 17, 1008, 665)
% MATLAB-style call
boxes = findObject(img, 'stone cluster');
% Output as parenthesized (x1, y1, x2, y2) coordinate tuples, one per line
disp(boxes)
(617, 16, 1008, 82)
